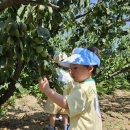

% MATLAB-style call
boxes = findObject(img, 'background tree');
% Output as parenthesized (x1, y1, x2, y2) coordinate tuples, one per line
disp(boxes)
(0, 0, 130, 106)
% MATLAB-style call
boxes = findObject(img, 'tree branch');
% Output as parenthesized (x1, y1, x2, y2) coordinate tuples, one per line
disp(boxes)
(111, 65, 130, 77)
(75, 5, 95, 19)
(0, 0, 60, 12)
(75, 1, 130, 24)
(75, 1, 104, 20)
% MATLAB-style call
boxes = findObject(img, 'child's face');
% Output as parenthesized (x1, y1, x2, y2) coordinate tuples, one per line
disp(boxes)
(70, 64, 93, 82)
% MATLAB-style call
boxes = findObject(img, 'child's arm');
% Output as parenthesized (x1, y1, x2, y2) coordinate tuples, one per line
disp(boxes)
(39, 78, 69, 109)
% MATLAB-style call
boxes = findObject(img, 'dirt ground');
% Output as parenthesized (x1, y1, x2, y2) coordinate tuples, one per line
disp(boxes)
(0, 89, 130, 130)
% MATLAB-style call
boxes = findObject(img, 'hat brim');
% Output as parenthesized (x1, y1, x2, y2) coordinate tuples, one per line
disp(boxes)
(59, 54, 83, 67)
(59, 49, 100, 67)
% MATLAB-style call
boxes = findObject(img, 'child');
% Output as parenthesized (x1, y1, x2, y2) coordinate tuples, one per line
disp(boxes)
(44, 51, 72, 130)
(39, 47, 102, 130)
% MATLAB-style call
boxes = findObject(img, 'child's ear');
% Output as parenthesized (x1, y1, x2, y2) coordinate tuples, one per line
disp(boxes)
(88, 66, 94, 73)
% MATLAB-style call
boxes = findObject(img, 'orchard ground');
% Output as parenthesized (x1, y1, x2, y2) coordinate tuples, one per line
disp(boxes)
(0, 89, 130, 130)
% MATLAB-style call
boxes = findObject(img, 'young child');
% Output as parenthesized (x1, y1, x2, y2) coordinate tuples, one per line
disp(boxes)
(44, 51, 72, 130)
(39, 47, 102, 130)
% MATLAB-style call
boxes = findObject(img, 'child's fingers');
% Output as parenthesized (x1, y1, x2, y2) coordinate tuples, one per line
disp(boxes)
(39, 79, 45, 87)
(43, 77, 47, 80)
(43, 77, 48, 83)
(38, 76, 46, 82)
(39, 78, 48, 86)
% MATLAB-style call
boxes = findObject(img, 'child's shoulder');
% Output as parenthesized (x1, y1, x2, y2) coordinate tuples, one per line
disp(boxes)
(80, 79, 97, 93)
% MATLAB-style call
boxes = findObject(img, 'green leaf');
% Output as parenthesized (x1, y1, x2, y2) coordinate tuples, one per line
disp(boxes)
(36, 46, 43, 53)
(20, 41, 23, 52)
(0, 21, 4, 28)
(17, 4, 25, 16)
(80, 0, 85, 7)
(0, 45, 3, 55)
(37, 27, 50, 40)
(0, 56, 7, 68)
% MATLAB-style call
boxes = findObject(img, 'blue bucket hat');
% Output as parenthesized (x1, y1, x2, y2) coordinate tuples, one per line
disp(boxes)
(59, 48, 100, 67)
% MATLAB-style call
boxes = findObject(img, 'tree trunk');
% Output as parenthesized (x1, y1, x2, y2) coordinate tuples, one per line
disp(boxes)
(0, 59, 23, 106)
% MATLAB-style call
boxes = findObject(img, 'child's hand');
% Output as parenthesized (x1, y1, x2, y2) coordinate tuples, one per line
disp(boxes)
(39, 77, 50, 92)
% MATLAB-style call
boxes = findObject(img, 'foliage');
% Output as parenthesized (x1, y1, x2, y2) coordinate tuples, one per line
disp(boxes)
(97, 76, 130, 95)
(0, 107, 7, 116)
(0, 0, 130, 106)
(6, 95, 16, 106)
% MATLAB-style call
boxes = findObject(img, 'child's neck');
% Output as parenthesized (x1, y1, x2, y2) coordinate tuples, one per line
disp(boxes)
(79, 77, 92, 83)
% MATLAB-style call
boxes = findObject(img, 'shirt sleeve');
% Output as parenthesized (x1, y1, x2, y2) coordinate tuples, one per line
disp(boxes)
(66, 82, 97, 117)
(66, 86, 87, 117)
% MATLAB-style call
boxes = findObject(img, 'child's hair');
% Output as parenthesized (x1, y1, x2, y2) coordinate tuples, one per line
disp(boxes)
(87, 46, 100, 75)
(87, 46, 100, 58)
